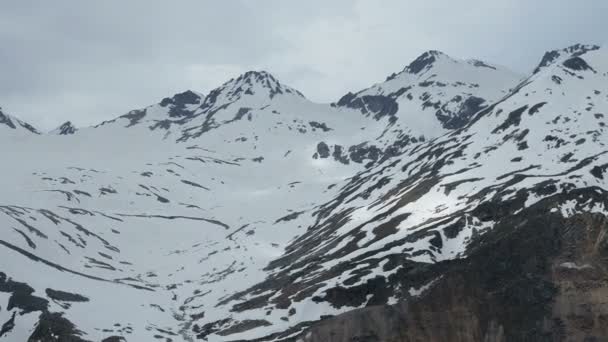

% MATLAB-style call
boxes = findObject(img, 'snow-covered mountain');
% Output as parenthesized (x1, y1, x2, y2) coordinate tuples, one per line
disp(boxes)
(325, 50, 523, 165)
(0, 107, 39, 135)
(50, 122, 77, 135)
(1, 45, 607, 342)
(335, 50, 521, 131)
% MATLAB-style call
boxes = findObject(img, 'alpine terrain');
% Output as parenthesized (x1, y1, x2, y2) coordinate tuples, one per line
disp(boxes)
(1, 44, 608, 341)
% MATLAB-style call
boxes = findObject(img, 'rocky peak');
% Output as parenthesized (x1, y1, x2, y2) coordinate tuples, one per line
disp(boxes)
(51, 121, 77, 135)
(533, 43, 600, 74)
(402, 50, 450, 75)
(0, 107, 15, 129)
(213, 70, 305, 102)
(193, 70, 305, 119)
(0, 107, 39, 134)
(336, 50, 521, 135)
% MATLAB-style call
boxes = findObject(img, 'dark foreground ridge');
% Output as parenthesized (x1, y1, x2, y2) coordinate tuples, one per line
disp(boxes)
(253, 188, 608, 341)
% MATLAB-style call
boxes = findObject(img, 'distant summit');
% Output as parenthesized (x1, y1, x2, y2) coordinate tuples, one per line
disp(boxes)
(533, 43, 600, 73)
(50, 121, 77, 135)
(0, 106, 39, 134)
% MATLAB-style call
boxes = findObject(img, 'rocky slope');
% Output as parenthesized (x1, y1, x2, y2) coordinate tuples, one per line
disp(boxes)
(0, 45, 606, 342)
(0, 107, 39, 135)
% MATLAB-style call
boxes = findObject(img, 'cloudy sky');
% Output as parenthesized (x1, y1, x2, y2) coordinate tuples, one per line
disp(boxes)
(1, 0, 606, 130)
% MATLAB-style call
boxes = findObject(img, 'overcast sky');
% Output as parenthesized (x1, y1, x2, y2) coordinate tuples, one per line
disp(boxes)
(1, 1, 607, 130)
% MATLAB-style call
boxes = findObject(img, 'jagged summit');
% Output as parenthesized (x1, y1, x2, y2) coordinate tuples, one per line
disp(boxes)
(185, 70, 306, 125)
(92, 71, 308, 134)
(387, 50, 506, 81)
(0, 106, 39, 134)
(335, 49, 522, 137)
(2, 44, 608, 342)
(402, 50, 451, 75)
(383, 50, 451, 81)
(209, 70, 305, 102)
(50, 121, 77, 135)
(533, 43, 600, 73)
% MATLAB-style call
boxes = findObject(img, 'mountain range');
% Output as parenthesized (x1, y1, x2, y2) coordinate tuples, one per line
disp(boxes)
(1, 43, 607, 342)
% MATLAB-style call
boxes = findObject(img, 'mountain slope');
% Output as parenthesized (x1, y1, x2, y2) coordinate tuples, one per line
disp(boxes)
(0, 45, 607, 342)
(320, 50, 523, 165)
(184, 44, 607, 341)
(0, 107, 39, 135)
(335, 50, 522, 132)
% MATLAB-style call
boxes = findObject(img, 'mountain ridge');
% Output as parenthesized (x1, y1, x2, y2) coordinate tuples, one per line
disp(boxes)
(0, 43, 607, 342)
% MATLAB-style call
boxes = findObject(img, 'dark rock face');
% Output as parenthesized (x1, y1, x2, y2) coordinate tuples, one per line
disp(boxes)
(534, 44, 599, 74)
(54, 121, 77, 135)
(331, 145, 349, 164)
(101, 337, 126, 342)
(404, 51, 442, 75)
(437, 96, 487, 130)
(0, 272, 49, 314)
(294, 189, 608, 342)
(563, 57, 595, 72)
(0, 109, 17, 129)
(161, 90, 201, 107)
(119, 109, 147, 127)
(0, 312, 16, 338)
(492, 105, 529, 133)
(0, 272, 100, 341)
(316, 142, 330, 159)
(313, 135, 423, 167)
(0, 108, 39, 133)
(28, 312, 89, 342)
(336, 93, 399, 120)
(534, 50, 562, 74)
(45, 288, 89, 302)
(160, 90, 203, 118)
(348, 143, 383, 164)
(308, 121, 332, 132)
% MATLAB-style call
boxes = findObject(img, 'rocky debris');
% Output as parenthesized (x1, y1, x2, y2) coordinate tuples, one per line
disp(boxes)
(308, 121, 332, 132)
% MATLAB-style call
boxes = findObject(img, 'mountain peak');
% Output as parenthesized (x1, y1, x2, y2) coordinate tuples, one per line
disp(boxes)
(533, 43, 600, 74)
(0, 107, 39, 134)
(404, 50, 451, 74)
(384, 50, 453, 81)
(51, 121, 77, 135)
(216, 70, 305, 101)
